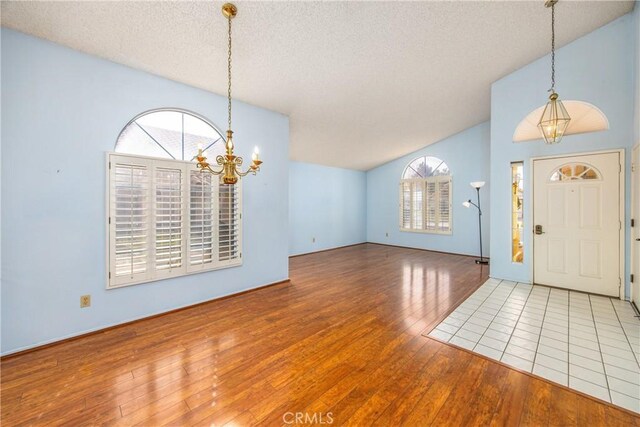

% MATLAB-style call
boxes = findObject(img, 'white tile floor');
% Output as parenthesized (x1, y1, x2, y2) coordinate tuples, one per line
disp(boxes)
(428, 278, 640, 413)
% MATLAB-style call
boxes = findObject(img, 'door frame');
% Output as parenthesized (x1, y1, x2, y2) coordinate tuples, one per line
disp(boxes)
(529, 148, 625, 299)
(631, 144, 639, 306)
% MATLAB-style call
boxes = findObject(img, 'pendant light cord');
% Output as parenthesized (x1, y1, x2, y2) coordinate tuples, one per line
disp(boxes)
(227, 15, 232, 132)
(551, 3, 555, 93)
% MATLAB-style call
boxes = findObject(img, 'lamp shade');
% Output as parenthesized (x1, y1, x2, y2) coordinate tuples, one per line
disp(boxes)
(462, 201, 471, 208)
(470, 181, 485, 189)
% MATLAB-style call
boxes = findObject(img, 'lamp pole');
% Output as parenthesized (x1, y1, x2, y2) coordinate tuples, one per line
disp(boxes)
(465, 181, 489, 265)
(474, 186, 487, 265)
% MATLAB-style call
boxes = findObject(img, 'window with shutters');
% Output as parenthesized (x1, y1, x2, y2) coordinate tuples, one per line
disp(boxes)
(399, 156, 452, 234)
(108, 109, 242, 289)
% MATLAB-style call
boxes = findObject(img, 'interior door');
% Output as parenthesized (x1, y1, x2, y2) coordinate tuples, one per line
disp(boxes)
(632, 145, 639, 307)
(533, 152, 621, 297)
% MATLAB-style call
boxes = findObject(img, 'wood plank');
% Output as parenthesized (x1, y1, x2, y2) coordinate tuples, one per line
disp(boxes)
(490, 368, 530, 426)
(519, 379, 552, 426)
(424, 355, 491, 425)
(548, 386, 579, 427)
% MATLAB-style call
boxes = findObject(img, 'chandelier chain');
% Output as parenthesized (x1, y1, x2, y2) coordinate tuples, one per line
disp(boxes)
(551, 3, 555, 92)
(196, 3, 262, 183)
(227, 14, 232, 131)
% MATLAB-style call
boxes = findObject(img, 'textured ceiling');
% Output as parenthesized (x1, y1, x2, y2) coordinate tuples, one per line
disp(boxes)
(1, 1, 634, 170)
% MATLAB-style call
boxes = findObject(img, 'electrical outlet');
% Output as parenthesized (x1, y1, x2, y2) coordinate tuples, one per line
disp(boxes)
(80, 295, 91, 308)
(312, 237, 316, 243)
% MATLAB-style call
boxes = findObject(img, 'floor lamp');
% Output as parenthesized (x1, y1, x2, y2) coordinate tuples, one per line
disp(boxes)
(463, 181, 489, 265)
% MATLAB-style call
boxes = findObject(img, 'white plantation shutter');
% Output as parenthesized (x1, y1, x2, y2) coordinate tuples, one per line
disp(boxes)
(411, 182, 424, 230)
(400, 182, 411, 229)
(154, 165, 185, 277)
(218, 183, 242, 263)
(110, 158, 151, 286)
(438, 179, 451, 232)
(108, 153, 242, 288)
(188, 169, 217, 271)
(425, 181, 437, 230)
(400, 176, 452, 234)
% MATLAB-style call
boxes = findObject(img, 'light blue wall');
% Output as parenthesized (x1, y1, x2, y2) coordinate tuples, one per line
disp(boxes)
(289, 162, 366, 256)
(1, 29, 289, 354)
(367, 122, 491, 257)
(490, 14, 635, 298)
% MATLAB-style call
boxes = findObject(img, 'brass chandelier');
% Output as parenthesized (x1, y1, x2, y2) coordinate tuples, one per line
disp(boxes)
(537, 0, 571, 145)
(197, 2, 262, 184)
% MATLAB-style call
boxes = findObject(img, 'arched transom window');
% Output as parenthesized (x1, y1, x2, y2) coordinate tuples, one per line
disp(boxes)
(549, 163, 601, 182)
(400, 156, 452, 234)
(115, 109, 226, 160)
(402, 156, 450, 179)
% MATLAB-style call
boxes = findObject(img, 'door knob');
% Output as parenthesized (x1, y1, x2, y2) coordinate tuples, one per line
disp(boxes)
(535, 225, 545, 235)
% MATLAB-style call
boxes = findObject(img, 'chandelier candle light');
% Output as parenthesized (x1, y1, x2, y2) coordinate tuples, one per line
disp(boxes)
(537, 0, 571, 145)
(197, 2, 262, 185)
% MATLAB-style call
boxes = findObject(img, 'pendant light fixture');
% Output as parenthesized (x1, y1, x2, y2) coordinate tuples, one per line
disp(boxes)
(537, 0, 571, 145)
(197, 3, 262, 184)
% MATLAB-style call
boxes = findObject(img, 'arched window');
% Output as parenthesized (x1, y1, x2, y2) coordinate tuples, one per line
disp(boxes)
(400, 156, 452, 234)
(402, 156, 450, 179)
(115, 109, 226, 160)
(549, 163, 601, 182)
(107, 109, 241, 289)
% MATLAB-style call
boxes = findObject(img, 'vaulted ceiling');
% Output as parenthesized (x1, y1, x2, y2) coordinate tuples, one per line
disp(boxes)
(1, 1, 634, 170)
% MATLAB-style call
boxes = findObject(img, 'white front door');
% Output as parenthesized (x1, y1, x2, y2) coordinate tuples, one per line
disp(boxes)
(632, 145, 640, 307)
(533, 152, 621, 297)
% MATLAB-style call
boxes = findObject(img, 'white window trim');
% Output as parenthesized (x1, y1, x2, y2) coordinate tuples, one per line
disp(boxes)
(399, 176, 452, 235)
(105, 152, 242, 289)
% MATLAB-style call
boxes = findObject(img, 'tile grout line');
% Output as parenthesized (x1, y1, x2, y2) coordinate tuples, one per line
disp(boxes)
(499, 283, 536, 366)
(455, 280, 505, 338)
(567, 292, 593, 381)
(471, 281, 522, 357)
(604, 297, 640, 404)
(566, 295, 619, 391)
(589, 294, 613, 403)
(566, 295, 626, 398)
(608, 297, 640, 369)
(530, 286, 552, 376)
(446, 279, 503, 343)
(537, 289, 570, 379)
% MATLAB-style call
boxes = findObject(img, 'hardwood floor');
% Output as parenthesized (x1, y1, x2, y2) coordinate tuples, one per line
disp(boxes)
(2, 243, 638, 426)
